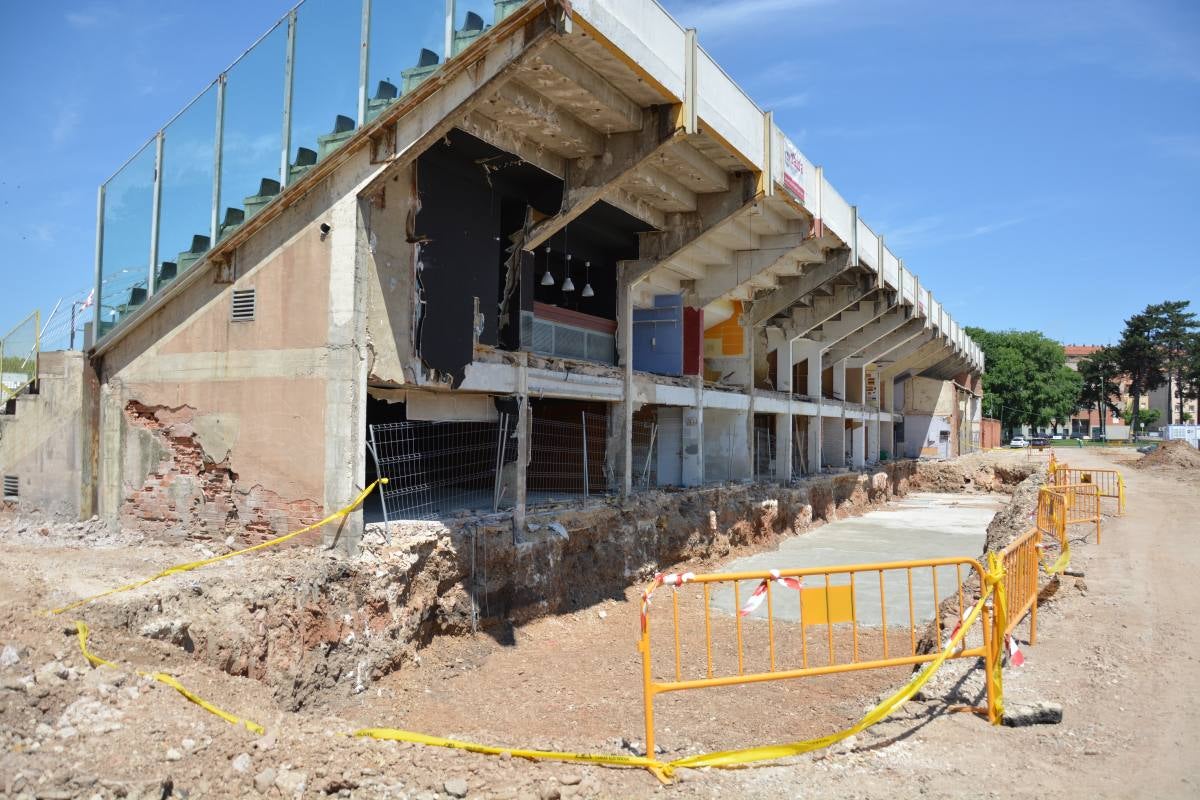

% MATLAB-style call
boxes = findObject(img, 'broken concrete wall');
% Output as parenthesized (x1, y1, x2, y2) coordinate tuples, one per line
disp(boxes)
(0, 351, 86, 517)
(92, 463, 920, 709)
(96, 148, 376, 544)
(363, 163, 419, 388)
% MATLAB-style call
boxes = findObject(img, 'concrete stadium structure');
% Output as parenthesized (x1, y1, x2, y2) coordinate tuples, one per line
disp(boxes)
(2, 0, 982, 545)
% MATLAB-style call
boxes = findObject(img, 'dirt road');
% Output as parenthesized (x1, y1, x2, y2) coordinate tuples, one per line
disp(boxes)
(1, 447, 1197, 799)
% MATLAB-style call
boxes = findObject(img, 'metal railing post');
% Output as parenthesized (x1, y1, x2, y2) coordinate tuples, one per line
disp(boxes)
(367, 423, 389, 541)
(147, 131, 164, 295)
(581, 411, 589, 498)
(280, 9, 297, 188)
(444, 0, 455, 61)
(211, 74, 226, 244)
(357, 0, 371, 126)
(93, 184, 105, 341)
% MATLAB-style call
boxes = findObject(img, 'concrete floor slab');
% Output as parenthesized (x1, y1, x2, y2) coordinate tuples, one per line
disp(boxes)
(710, 493, 1000, 626)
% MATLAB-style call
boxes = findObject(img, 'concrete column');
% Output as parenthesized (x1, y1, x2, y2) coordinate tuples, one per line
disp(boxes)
(851, 421, 866, 468)
(793, 339, 822, 397)
(775, 338, 792, 482)
(323, 194, 370, 553)
(831, 358, 847, 401)
(744, 321, 755, 480)
(806, 413, 820, 474)
(514, 355, 529, 535)
(868, 412, 881, 463)
(821, 414, 845, 468)
(681, 376, 703, 486)
(618, 269, 634, 495)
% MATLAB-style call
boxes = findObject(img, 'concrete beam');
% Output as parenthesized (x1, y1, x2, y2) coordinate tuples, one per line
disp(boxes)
(685, 224, 823, 307)
(487, 81, 606, 157)
(745, 248, 852, 327)
(807, 298, 892, 349)
(824, 306, 914, 364)
(530, 44, 644, 130)
(856, 318, 926, 363)
(780, 271, 876, 341)
(620, 172, 759, 286)
(522, 104, 681, 250)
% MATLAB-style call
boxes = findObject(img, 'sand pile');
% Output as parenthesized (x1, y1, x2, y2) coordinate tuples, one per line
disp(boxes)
(1135, 439, 1200, 470)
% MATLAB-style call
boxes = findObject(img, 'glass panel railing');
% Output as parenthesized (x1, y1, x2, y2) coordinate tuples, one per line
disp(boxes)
(98, 142, 156, 339)
(219, 21, 287, 245)
(367, 0, 445, 122)
(290, 0, 360, 174)
(157, 83, 217, 295)
(453, 1, 494, 57)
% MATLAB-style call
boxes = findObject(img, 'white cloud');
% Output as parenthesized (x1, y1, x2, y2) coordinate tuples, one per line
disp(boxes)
(763, 91, 810, 110)
(51, 106, 80, 146)
(1150, 134, 1200, 162)
(65, 11, 100, 28)
(669, 0, 840, 34)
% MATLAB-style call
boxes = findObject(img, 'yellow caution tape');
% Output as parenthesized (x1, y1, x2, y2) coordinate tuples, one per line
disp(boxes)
(48, 479, 387, 615)
(75, 620, 264, 735)
(354, 557, 1008, 782)
(70, 560, 1007, 783)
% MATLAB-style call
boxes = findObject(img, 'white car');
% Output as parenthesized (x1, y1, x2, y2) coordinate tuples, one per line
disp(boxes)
(1009, 436, 1029, 448)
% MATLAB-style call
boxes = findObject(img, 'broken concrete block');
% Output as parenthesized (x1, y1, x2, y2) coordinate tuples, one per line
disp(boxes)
(1002, 700, 1063, 727)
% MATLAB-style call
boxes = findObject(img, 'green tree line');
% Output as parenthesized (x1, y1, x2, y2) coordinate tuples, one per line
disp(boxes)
(968, 299, 1200, 438)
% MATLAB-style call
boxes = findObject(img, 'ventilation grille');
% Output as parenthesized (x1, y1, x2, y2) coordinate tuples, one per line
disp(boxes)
(231, 288, 256, 322)
(3, 475, 17, 500)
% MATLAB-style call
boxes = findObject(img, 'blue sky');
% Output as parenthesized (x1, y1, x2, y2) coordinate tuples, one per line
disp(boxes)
(1, 0, 1197, 349)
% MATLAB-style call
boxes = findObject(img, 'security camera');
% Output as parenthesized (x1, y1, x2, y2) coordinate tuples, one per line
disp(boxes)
(319, 222, 332, 240)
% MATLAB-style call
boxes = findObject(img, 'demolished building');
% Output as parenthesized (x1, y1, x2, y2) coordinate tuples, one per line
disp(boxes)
(2, 0, 983, 546)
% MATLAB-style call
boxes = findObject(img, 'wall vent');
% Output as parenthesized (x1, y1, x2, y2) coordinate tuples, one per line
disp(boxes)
(231, 288, 256, 322)
(2, 475, 17, 500)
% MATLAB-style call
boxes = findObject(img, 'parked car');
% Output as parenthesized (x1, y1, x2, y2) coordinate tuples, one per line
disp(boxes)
(1051, 434, 1064, 440)
(1009, 436, 1029, 448)
(1031, 437, 1049, 448)
(1137, 443, 1159, 455)
(1069, 433, 1084, 440)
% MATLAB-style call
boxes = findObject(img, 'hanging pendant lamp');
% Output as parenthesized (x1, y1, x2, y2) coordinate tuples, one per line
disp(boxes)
(562, 254, 575, 292)
(540, 244, 555, 286)
(581, 260, 594, 297)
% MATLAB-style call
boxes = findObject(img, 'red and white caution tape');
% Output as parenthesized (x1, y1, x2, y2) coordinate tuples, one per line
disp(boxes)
(1005, 634, 1025, 667)
(640, 572, 695, 632)
(943, 608, 973, 651)
(739, 570, 803, 617)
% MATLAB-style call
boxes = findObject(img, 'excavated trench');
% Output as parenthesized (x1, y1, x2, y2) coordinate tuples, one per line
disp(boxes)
(87, 457, 1038, 711)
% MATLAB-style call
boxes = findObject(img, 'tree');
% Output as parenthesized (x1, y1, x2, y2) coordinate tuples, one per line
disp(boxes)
(1115, 308, 1167, 438)
(1076, 346, 1121, 438)
(1146, 300, 1197, 424)
(1122, 407, 1161, 431)
(966, 328, 1082, 438)
(1181, 332, 1200, 417)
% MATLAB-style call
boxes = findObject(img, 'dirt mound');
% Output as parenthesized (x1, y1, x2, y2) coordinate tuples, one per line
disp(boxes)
(1135, 439, 1200, 470)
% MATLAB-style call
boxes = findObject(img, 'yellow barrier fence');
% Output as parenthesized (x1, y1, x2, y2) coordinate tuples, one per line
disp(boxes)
(1050, 464, 1125, 516)
(56, 457, 1127, 783)
(1000, 527, 1040, 643)
(1049, 482, 1102, 544)
(636, 556, 1016, 764)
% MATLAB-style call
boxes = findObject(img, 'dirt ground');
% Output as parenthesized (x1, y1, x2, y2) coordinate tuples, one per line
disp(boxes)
(2, 447, 1198, 799)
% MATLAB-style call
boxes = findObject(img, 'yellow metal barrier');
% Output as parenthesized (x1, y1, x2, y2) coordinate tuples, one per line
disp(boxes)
(1049, 482, 1102, 543)
(1051, 464, 1125, 516)
(637, 558, 1005, 758)
(1000, 527, 1040, 643)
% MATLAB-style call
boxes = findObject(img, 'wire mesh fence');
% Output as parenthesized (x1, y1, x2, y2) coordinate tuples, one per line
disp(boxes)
(368, 415, 515, 521)
(528, 411, 609, 499)
(754, 425, 777, 480)
(1, 311, 39, 402)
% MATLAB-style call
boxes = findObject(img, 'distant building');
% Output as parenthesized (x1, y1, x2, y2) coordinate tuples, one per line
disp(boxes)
(1148, 377, 1199, 426)
(1062, 345, 1127, 437)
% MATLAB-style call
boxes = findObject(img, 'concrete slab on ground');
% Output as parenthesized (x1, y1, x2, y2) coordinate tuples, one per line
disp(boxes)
(710, 493, 1001, 626)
